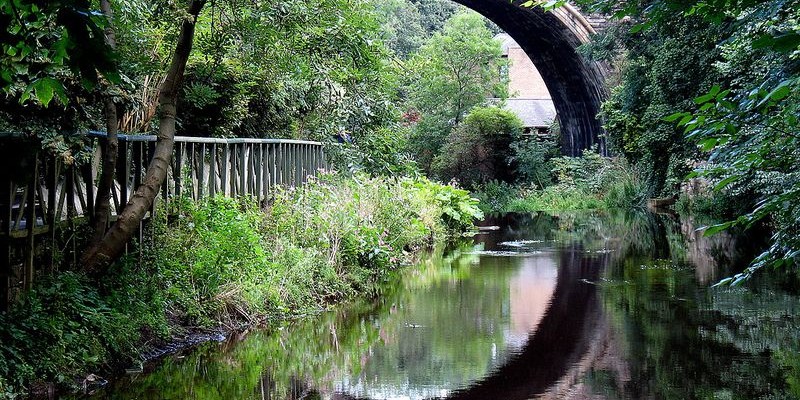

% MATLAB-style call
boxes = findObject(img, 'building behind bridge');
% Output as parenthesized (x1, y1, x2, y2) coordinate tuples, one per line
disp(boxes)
(493, 33, 557, 136)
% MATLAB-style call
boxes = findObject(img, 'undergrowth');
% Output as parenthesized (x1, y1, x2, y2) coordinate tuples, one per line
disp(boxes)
(0, 173, 481, 397)
(473, 150, 647, 213)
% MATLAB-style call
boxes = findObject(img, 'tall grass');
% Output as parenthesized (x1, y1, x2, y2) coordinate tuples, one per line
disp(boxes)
(473, 151, 647, 213)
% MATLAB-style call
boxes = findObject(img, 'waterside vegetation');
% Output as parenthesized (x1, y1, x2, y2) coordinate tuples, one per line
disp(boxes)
(0, 175, 481, 396)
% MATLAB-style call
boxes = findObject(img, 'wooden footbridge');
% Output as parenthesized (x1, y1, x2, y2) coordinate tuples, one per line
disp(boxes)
(0, 132, 327, 308)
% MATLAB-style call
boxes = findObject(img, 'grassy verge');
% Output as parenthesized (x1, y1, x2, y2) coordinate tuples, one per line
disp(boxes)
(472, 152, 648, 213)
(0, 173, 482, 397)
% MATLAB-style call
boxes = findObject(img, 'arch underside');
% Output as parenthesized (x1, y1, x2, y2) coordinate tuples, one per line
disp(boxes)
(456, 0, 608, 156)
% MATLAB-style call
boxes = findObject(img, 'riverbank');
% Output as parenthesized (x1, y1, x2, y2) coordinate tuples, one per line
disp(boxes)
(0, 174, 482, 398)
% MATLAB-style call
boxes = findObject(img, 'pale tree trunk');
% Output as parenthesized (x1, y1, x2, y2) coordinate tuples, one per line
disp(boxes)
(82, 0, 206, 272)
(91, 0, 119, 244)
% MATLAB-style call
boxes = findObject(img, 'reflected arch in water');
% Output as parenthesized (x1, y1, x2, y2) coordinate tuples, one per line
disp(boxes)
(337, 245, 607, 400)
(451, 0, 608, 155)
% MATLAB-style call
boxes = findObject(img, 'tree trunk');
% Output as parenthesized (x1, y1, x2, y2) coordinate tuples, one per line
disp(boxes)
(91, 0, 119, 244)
(81, 0, 206, 272)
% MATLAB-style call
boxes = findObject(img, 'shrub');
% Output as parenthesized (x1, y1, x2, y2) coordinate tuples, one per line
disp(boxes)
(472, 147, 647, 212)
(510, 137, 559, 188)
(327, 125, 420, 177)
(431, 106, 522, 187)
(471, 180, 520, 213)
(507, 185, 605, 212)
(0, 269, 169, 394)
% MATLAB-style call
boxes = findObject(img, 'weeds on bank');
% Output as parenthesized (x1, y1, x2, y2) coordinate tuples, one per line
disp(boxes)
(473, 149, 647, 213)
(0, 173, 481, 397)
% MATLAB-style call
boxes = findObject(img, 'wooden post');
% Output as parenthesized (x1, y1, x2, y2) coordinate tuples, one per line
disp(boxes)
(256, 144, 263, 200)
(210, 143, 217, 197)
(239, 143, 246, 196)
(188, 143, 196, 200)
(275, 143, 282, 186)
(23, 153, 37, 290)
(82, 154, 95, 221)
(270, 143, 276, 190)
(66, 167, 76, 267)
(47, 158, 58, 272)
(221, 144, 229, 196)
(118, 139, 129, 214)
(295, 144, 301, 186)
(174, 142, 183, 198)
(198, 144, 206, 200)
(1, 177, 12, 311)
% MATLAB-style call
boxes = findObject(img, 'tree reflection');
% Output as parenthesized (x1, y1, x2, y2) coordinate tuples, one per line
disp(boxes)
(95, 211, 800, 400)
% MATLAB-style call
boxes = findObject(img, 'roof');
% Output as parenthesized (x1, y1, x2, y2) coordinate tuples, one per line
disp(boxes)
(503, 98, 557, 128)
(494, 33, 521, 56)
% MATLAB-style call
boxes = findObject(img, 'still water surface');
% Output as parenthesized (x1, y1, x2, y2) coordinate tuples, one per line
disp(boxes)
(98, 212, 800, 399)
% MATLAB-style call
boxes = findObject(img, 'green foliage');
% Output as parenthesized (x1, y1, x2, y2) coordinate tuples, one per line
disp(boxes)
(403, 11, 508, 171)
(471, 180, 521, 214)
(327, 125, 420, 177)
(431, 106, 522, 187)
(0, 0, 117, 106)
(0, 268, 169, 394)
(410, 0, 460, 35)
(473, 148, 647, 213)
(551, 148, 611, 193)
(152, 196, 278, 324)
(171, 0, 397, 140)
(0, 174, 481, 396)
(592, 13, 728, 196)
(608, 0, 800, 281)
(408, 177, 485, 231)
(0, 273, 109, 388)
(579, 0, 800, 281)
(370, 0, 427, 58)
(508, 185, 605, 212)
(153, 174, 481, 326)
(674, 192, 741, 220)
(510, 137, 559, 188)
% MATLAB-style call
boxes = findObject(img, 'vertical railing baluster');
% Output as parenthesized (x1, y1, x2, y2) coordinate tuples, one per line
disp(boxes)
(175, 142, 183, 199)
(198, 143, 206, 200)
(295, 144, 302, 185)
(221, 143, 229, 196)
(24, 152, 37, 290)
(66, 167, 76, 266)
(47, 158, 57, 271)
(239, 143, 246, 196)
(256, 144, 263, 199)
(189, 142, 196, 200)
(276, 143, 283, 186)
(118, 139, 129, 213)
(0, 173, 10, 311)
(268, 143, 275, 190)
(209, 143, 217, 197)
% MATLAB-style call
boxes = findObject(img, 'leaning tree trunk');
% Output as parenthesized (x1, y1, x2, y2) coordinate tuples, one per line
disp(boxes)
(91, 0, 120, 244)
(81, 0, 206, 272)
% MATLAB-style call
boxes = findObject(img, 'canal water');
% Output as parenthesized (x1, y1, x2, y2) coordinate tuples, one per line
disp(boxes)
(97, 212, 800, 399)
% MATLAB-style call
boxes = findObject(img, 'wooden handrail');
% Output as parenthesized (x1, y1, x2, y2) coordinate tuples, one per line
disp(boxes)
(87, 130, 325, 146)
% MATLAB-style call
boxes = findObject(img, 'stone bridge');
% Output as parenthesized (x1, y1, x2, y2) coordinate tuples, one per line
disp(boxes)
(454, 0, 610, 156)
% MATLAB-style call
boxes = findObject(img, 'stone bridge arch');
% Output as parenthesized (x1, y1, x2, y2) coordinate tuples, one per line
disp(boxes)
(453, 1, 609, 156)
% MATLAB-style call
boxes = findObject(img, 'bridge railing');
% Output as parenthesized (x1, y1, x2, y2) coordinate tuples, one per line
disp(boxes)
(2, 132, 327, 234)
(106, 133, 327, 209)
(0, 132, 327, 306)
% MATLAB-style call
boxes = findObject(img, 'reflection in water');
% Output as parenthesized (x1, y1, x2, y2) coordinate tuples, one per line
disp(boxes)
(94, 211, 800, 400)
(335, 236, 562, 399)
